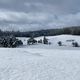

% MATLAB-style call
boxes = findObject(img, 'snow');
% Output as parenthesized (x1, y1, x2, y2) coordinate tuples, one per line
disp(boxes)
(0, 35, 80, 80)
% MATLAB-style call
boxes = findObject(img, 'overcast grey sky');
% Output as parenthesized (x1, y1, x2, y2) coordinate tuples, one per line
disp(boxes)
(0, 0, 80, 31)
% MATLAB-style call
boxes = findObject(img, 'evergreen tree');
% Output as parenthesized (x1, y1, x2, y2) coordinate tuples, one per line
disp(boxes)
(0, 35, 23, 47)
(43, 36, 48, 44)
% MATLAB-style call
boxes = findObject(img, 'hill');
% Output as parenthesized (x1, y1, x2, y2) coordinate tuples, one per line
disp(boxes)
(0, 35, 80, 80)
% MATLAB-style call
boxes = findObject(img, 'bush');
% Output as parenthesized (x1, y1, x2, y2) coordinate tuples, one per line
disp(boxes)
(58, 41, 62, 46)
(72, 42, 79, 47)
(48, 42, 51, 45)
(38, 39, 42, 43)
(27, 37, 37, 45)
(12, 39, 23, 47)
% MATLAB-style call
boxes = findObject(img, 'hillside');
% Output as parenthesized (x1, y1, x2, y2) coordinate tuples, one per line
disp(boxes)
(0, 35, 80, 80)
(18, 35, 80, 49)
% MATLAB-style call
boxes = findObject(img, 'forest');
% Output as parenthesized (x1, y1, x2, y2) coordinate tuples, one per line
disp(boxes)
(0, 26, 80, 37)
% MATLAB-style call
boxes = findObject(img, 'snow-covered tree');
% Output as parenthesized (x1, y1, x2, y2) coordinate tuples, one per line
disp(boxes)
(0, 35, 23, 48)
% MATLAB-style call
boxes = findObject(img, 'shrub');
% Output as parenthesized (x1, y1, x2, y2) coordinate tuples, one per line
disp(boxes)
(72, 42, 79, 47)
(48, 42, 51, 45)
(38, 39, 42, 43)
(58, 41, 62, 46)
(27, 37, 37, 45)
(12, 39, 23, 47)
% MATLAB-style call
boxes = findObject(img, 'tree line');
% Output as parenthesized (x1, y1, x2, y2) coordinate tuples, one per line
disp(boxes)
(0, 26, 80, 37)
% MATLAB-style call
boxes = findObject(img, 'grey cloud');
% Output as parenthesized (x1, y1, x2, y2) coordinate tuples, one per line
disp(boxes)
(0, 0, 80, 31)
(0, 10, 52, 23)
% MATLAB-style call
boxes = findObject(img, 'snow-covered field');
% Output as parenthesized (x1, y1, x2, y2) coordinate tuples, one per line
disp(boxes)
(0, 35, 80, 80)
